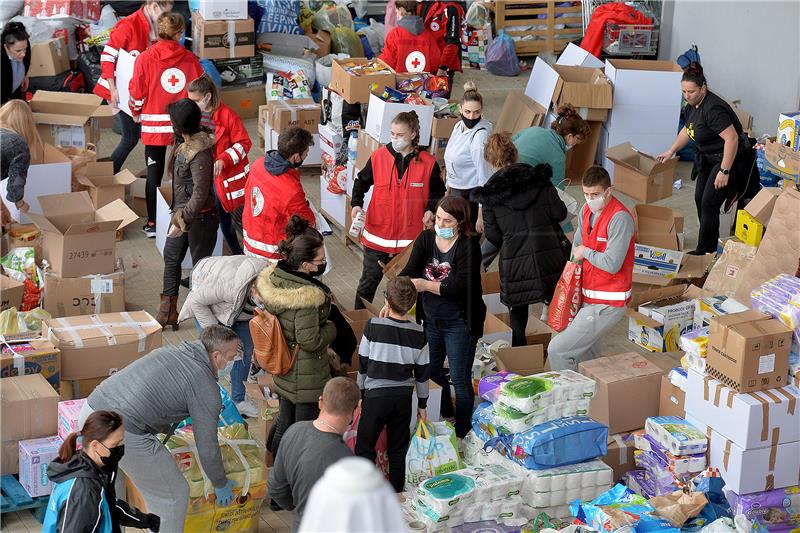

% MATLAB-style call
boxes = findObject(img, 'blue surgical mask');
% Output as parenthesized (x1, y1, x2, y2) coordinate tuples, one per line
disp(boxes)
(435, 224, 455, 239)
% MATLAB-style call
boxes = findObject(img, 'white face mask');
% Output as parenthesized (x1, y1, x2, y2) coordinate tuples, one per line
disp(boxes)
(585, 194, 607, 214)
(391, 138, 410, 153)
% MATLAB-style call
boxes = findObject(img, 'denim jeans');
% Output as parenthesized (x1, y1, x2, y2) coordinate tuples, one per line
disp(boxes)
(111, 112, 141, 174)
(194, 319, 253, 402)
(217, 197, 243, 255)
(425, 318, 478, 438)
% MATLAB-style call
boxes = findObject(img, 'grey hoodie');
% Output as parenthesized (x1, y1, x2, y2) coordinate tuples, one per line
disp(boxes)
(398, 15, 425, 35)
(87, 340, 227, 487)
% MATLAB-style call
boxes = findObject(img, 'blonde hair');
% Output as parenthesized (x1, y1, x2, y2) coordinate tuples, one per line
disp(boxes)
(0, 100, 43, 163)
(188, 74, 220, 113)
(157, 12, 184, 40)
(461, 81, 483, 107)
(484, 132, 518, 169)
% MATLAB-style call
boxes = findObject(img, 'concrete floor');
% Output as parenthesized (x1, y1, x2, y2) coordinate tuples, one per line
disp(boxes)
(3, 68, 702, 533)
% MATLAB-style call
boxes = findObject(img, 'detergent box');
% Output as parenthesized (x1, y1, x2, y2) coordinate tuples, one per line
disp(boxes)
(627, 286, 702, 352)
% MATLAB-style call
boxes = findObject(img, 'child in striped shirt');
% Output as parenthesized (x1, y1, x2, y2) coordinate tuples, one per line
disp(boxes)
(356, 276, 430, 492)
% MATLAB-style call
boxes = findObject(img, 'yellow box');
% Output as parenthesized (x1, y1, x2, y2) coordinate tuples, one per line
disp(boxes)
(734, 209, 765, 247)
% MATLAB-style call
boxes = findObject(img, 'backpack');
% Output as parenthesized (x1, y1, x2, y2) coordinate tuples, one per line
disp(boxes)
(250, 307, 300, 376)
(28, 70, 86, 94)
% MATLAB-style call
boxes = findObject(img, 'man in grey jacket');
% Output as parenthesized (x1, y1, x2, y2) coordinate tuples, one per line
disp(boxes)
(81, 325, 241, 532)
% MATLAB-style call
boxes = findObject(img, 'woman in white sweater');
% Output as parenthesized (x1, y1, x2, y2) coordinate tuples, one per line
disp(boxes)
(443, 81, 493, 232)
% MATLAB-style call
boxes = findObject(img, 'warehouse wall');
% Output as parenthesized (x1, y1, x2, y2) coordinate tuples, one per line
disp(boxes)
(659, 0, 800, 136)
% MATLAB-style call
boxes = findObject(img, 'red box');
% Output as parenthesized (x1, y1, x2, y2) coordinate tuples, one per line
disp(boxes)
(24, 0, 101, 21)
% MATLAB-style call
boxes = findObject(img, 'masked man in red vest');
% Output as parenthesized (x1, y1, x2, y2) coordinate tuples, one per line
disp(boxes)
(547, 166, 635, 371)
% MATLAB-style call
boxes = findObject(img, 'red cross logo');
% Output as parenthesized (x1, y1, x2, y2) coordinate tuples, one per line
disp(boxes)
(168, 74, 180, 87)
(160, 68, 186, 94)
(406, 51, 426, 73)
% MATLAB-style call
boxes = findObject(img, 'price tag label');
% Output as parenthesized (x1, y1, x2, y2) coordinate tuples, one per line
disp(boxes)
(91, 279, 114, 294)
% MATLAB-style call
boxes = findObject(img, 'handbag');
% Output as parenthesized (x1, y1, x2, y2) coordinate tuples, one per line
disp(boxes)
(250, 308, 300, 376)
(405, 420, 462, 486)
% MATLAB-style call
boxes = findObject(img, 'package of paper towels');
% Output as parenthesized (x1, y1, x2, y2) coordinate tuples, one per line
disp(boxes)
(493, 398, 592, 433)
(497, 369, 596, 413)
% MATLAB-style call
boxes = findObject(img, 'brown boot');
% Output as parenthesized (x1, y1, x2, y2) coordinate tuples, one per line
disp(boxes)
(156, 294, 180, 331)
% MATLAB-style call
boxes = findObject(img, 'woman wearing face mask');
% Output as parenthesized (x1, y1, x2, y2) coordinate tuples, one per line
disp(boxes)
(0, 22, 31, 105)
(158, 98, 218, 330)
(43, 410, 161, 533)
(94, 0, 174, 173)
(443, 81, 493, 231)
(187, 74, 251, 255)
(474, 133, 570, 346)
(398, 195, 486, 439)
(351, 111, 445, 310)
(256, 216, 338, 456)
(512, 104, 591, 190)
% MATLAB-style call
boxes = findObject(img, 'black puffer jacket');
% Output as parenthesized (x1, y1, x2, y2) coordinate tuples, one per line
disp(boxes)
(473, 163, 570, 307)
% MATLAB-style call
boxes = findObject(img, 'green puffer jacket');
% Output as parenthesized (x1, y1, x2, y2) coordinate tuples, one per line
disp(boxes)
(256, 264, 335, 404)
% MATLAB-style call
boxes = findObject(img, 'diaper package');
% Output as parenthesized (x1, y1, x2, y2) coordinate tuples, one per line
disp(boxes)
(726, 486, 800, 530)
(645, 416, 708, 456)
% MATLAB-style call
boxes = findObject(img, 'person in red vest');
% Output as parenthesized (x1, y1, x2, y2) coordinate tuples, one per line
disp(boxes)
(94, 0, 174, 174)
(381, 0, 442, 74)
(242, 127, 316, 261)
(129, 12, 203, 238)
(418, 1, 465, 93)
(351, 111, 445, 309)
(188, 74, 252, 255)
(547, 166, 635, 371)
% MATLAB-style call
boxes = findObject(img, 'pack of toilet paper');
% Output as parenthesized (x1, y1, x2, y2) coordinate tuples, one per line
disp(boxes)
(492, 397, 592, 434)
(412, 494, 533, 531)
(497, 370, 596, 413)
(644, 416, 707, 456)
(522, 460, 614, 507)
(679, 326, 709, 357)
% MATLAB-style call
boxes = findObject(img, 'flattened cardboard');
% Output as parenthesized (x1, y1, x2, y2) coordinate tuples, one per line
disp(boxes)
(579, 352, 665, 434)
(659, 375, 685, 418)
(191, 13, 255, 60)
(494, 345, 545, 376)
(0, 374, 59, 474)
(495, 91, 547, 136)
(28, 37, 70, 77)
(330, 58, 395, 105)
(607, 143, 677, 203)
(76, 162, 137, 208)
(743, 187, 782, 225)
(43, 311, 163, 381)
(43, 268, 125, 318)
(0, 274, 24, 311)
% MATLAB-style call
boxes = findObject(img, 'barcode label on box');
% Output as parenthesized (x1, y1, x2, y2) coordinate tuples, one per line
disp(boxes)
(758, 353, 776, 374)
(91, 279, 114, 294)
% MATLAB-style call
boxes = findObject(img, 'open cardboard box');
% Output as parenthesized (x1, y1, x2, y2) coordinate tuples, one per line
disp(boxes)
(0, 274, 24, 311)
(365, 92, 434, 146)
(76, 162, 137, 209)
(495, 312, 554, 353)
(30, 91, 113, 149)
(525, 59, 613, 121)
(27, 192, 137, 278)
(556, 43, 605, 68)
(0, 143, 71, 224)
(495, 91, 547, 136)
(482, 313, 513, 345)
(633, 204, 684, 278)
(626, 284, 706, 352)
(330, 58, 396, 105)
(480, 271, 508, 315)
(607, 143, 677, 203)
(494, 344, 545, 375)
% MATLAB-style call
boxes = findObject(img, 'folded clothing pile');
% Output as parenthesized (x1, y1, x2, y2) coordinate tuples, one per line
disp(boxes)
(644, 416, 708, 456)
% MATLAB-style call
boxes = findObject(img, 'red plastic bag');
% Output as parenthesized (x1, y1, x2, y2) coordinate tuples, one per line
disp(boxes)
(344, 408, 390, 478)
(548, 261, 583, 332)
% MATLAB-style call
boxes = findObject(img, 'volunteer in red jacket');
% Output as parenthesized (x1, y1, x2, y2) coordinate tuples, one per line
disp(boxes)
(188, 75, 251, 255)
(351, 111, 445, 310)
(418, 0, 465, 93)
(129, 12, 203, 238)
(242, 127, 316, 261)
(547, 166, 635, 371)
(94, 0, 174, 173)
(381, 0, 441, 74)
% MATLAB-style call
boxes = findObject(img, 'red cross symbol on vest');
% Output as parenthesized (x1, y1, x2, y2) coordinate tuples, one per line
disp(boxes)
(406, 51, 426, 73)
(160, 68, 186, 95)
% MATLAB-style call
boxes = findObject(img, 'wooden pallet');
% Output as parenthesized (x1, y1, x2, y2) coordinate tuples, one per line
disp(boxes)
(0, 475, 48, 525)
(494, 1, 584, 56)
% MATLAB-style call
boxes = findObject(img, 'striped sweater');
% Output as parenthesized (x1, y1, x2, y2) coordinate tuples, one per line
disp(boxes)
(357, 317, 430, 408)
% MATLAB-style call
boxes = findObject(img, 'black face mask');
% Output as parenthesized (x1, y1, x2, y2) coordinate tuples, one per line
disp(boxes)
(292, 158, 304, 169)
(461, 115, 481, 129)
(100, 444, 125, 469)
(311, 262, 327, 277)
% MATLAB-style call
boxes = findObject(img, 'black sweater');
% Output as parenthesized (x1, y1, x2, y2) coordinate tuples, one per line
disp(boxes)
(399, 229, 487, 337)
(0, 40, 30, 105)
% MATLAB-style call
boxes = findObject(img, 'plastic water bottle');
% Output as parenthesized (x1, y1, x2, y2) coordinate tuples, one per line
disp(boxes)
(349, 209, 366, 238)
(347, 131, 358, 167)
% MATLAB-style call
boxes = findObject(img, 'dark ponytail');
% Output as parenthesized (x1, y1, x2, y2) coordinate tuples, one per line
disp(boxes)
(682, 61, 706, 87)
(277, 215, 324, 270)
(1, 22, 29, 47)
(58, 410, 122, 463)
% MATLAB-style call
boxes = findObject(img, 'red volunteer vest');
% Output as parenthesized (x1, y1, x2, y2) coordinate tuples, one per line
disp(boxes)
(580, 197, 635, 307)
(384, 26, 442, 74)
(361, 147, 437, 254)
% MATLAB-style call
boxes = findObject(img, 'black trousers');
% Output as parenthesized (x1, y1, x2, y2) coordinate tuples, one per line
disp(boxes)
(162, 211, 219, 296)
(111, 112, 141, 173)
(355, 246, 394, 309)
(144, 145, 168, 223)
(269, 399, 319, 458)
(448, 187, 479, 231)
(327, 304, 357, 367)
(509, 304, 529, 347)
(355, 392, 412, 492)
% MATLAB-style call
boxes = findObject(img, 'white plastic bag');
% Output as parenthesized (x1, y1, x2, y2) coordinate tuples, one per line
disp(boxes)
(465, 1, 492, 29)
(0, 0, 23, 21)
(315, 53, 350, 90)
(87, 4, 117, 48)
(357, 18, 385, 55)
(405, 421, 463, 486)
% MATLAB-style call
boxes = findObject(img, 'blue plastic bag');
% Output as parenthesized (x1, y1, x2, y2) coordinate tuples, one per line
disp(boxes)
(200, 59, 222, 87)
(256, 0, 303, 35)
(485, 31, 521, 77)
(179, 383, 245, 428)
(572, 484, 680, 533)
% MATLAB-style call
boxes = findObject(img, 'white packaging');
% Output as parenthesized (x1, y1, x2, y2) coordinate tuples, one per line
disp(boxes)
(686, 415, 800, 495)
(497, 369, 596, 413)
(318, 123, 344, 158)
(522, 460, 613, 507)
(191, 0, 247, 20)
(684, 352, 707, 374)
(319, 175, 346, 228)
(684, 368, 800, 449)
(644, 416, 708, 455)
(0, 144, 71, 225)
(493, 398, 592, 433)
(264, 122, 322, 166)
(364, 93, 435, 146)
(155, 186, 223, 268)
(416, 464, 525, 516)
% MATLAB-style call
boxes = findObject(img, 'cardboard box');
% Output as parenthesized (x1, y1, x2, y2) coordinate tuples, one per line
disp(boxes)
(431, 115, 460, 140)
(764, 139, 800, 180)
(0, 339, 61, 392)
(634, 204, 681, 251)
(319, 175, 347, 228)
(43, 311, 163, 381)
(365, 93, 435, 146)
(686, 415, 800, 495)
(480, 271, 507, 315)
(59, 377, 107, 401)
(658, 376, 685, 417)
(18, 436, 62, 497)
(734, 210, 765, 247)
(579, 352, 665, 434)
(428, 137, 447, 167)
(30, 91, 113, 149)
(43, 268, 125, 318)
(318, 123, 344, 160)
(191, 13, 255, 60)
(482, 313, 513, 345)
(128, 177, 147, 218)
(627, 285, 701, 352)
(633, 243, 684, 279)
(495, 91, 547, 136)
(0, 374, 59, 474)
(215, 56, 263, 88)
(220, 85, 265, 119)
(0, 274, 24, 311)
(76, 162, 137, 208)
(28, 37, 69, 77)
(330, 58, 396, 105)
(684, 368, 800, 449)
(309, 30, 331, 58)
(58, 399, 86, 441)
(744, 187, 782, 226)
(557, 43, 605, 68)
(156, 186, 224, 269)
(606, 143, 676, 203)
(191, 0, 247, 20)
(355, 128, 382, 172)
(524, 59, 613, 122)
(0, 143, 71, 225)
(706, 310, 792, 393)
(259, 32, 320, 58)
(264, 98, 320, 133)
(602, 432, 637, 482)
(778, 111, 800, 151)
(27, 192, 137, 278)
(495, 312, 554, 353)
(565, 121, 603, 182)
(494, 345, 545, 376)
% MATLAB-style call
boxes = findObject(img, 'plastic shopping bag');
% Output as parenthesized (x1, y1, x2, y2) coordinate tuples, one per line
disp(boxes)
(405, 420, 463, 487)
(548, 260, 583, 332)
(344, 409, 390, 477)
(485, 31, 521, 77)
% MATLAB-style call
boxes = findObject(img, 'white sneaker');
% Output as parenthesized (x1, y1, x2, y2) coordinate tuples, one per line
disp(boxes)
(235, 400, 261, 419)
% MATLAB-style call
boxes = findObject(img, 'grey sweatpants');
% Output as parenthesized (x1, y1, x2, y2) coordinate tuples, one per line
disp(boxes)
(546, 303, 628, 371)
(80, 402, 190, 532)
